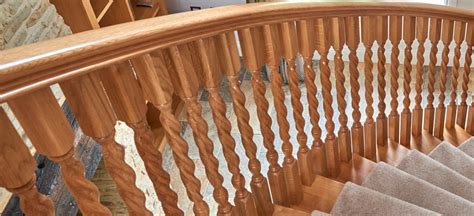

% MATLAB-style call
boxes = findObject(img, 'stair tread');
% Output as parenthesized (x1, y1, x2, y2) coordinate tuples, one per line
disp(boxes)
(442, 124, 472, 147)
(273, 205, 311, 216)
(429, 142, 474, 180)
(336, 154, 376, 184)
(331, 182, 439, 216)
(362, 162, 474, 215)
(397, 150, 474, 201)
(291, 175, 344, 213)
(458, 137, 474, 157)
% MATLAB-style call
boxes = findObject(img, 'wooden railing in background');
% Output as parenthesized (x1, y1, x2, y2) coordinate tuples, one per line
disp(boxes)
(0, 2, 473, 215)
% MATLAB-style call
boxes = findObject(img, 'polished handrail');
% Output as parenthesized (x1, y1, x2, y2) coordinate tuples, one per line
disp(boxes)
(0, 2, 472, 103)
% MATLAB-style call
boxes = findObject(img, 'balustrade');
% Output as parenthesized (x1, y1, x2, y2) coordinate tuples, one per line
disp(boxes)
(0, 3, 472, 215)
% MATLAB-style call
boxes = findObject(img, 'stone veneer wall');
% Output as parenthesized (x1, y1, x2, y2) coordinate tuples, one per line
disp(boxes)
(0, 0, 71, 49)
(0, 0, 71, 211)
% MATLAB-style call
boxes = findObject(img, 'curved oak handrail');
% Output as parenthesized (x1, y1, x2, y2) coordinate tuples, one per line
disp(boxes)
(0, 2, 473, 103)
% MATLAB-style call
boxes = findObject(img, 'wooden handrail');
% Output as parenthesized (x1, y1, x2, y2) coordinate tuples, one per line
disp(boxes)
(0, 3, 473, 102)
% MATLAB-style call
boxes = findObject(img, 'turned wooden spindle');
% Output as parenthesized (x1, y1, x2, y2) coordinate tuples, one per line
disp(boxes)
(434, 19, 454, 139)
(167, 45, 233, 215)
(8, 88, 112, 216)
(467, 94, 474, 135)
(279, 21, 305, 200)
(262, 23, 303, 204)
(329, 17, 352, 161)
(60, 73, 152, 216)
(130, 54, 185, 216)
(134, 51, 209, 216)
(296, 20, 328, 176)
(315, 18, 340, 177)
(86, 5, 184, 213)
(400, 16, 416, 147)
(260, 24, 294, 205)
(197, 37, 258, 215)
(100, 60, 183, 215)
(217, 32, 276, 212)
(424, 18, 442, 134)
(345, 16, 364, 157)
(52, 4, 181, 213)
(458, 22, 473, 128)
(446, 21, 466, 129)
(238, 28, 276, 215)
(389, 16, 402, 142)
(362, 16, 377, 160)
(375, 16, 388, 146)
(413, 17, 429, 136)
(0, 109, 55, 216)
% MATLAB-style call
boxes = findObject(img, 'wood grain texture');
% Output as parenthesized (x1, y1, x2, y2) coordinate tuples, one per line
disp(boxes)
(129, 53, 184, 215)
(261, 25, 292, 206)
(273, 205, 310, 216)
(292, 175, 344, 213)
(238, 28, 275, 215)
(345, 16, 364, 158)
(389, 15, 402, 143)
(280, 22, 304, 203)
(446, 21, 466, 129)
(296, 19, 327, 179)
(158, 101, 209, 216)
(8, 89, 111, 215)
(400, 16, 416, 147)
(457, 22, 473, 128)
(330, 17, 352, 162)
(413, 16, 428, 137)
(315, 18, 340, 177)
(2, 3, 474, 103)
(375, 16, 388, 146)
(0, 109, 55, 216)
(1, 3, 474, 215)
(424, 18, 442, 134)
(434, 19, 454, 139)
(60, 73, 151, 215)
(362, 16, 376, 161)
(197, 38, 257, 215)
(168, 45, 233, 215)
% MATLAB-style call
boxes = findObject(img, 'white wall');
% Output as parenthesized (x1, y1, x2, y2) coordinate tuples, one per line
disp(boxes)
(166, 0, 246, 13)
(455, 0, 474, 10)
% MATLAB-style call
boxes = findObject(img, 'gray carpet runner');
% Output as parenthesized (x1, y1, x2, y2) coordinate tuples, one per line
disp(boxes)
(362, 162, 474, 215)
(320, 139, 474, 216)
(397, 150, 474, 201)
(459, 137, 474, 157)
(429, 142, 474, 180)
(329, 182, 439, 216)
(312, 138, 474, 216)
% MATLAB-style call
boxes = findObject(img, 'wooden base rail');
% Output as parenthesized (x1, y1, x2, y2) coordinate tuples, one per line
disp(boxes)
(0, 2, 473, 215)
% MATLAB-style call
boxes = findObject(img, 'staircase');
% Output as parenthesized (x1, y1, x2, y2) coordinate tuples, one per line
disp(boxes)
(0, 2, 473, 216)
(318, 140, 474, 215)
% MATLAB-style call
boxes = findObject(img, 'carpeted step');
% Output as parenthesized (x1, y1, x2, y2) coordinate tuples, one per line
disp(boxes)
(397, 150, 474, 202)
(459, 137, 474, 157)
(329, 182, 438, 216)
(429, 142, 474, 180)
(362, 162, 474, 215)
